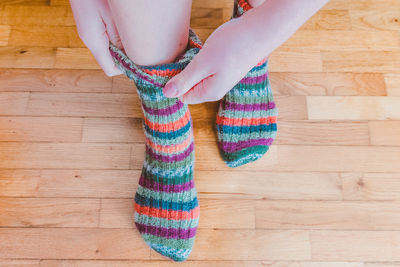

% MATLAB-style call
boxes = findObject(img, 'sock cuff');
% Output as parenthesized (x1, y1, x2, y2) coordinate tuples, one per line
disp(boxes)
(109, 28, 203, 89)
(234, 0, 253, 18)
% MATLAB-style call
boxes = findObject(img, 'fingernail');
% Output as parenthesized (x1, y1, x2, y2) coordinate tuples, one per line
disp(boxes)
(163, 83, 178, 97)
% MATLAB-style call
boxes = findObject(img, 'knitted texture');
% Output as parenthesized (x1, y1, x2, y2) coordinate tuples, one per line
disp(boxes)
(109, 28, 203, 262)
(216, 0, 278, 168)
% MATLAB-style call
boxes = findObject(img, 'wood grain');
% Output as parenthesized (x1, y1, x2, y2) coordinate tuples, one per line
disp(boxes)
(0, 0, 400, 265)
(0, 25, 10, 46)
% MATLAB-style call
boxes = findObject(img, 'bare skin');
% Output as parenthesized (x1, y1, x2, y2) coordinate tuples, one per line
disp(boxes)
(71, 0, 330, 103)
(107, 0, 192, 66)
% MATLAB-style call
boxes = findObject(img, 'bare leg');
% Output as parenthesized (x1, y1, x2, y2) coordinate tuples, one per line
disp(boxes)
(108, 0, 192, 66)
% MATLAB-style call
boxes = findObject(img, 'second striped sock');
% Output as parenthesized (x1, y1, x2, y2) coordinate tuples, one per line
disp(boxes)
(216, 0, 278, 168)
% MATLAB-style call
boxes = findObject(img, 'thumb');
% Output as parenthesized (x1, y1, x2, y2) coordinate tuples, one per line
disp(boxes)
(163, 55, 214, 98)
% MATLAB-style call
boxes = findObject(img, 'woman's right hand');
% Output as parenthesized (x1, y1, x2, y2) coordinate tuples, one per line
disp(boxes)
(70, 0, 123, 76)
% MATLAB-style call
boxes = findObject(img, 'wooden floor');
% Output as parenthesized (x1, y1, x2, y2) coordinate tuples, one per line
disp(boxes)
(0, 0, 400, 266)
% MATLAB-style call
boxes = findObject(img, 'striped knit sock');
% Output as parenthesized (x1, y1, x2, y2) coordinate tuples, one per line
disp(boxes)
(216, 0, 278, 168)
(109, 28, 203, 262)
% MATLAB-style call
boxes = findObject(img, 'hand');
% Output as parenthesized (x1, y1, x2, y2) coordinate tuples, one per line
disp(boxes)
(163, 17, 267, 104)
(70, 0, 123, 76)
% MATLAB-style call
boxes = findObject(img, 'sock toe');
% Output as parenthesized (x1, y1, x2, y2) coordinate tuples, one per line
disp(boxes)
(147, 242, 192, 262)
(223, 145, 269, 168)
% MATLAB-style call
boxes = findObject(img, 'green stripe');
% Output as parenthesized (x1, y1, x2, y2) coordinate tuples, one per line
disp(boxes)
(136, 185, 197, 203)
(217, 128, 277, 142)
(219, 108, 278, 119)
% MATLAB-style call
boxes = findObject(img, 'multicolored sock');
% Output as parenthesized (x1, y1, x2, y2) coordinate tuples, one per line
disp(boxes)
(109, 28, 203, 262)
(216, 0, 278, 168)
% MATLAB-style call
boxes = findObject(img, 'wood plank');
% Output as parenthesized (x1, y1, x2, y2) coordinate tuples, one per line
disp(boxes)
(0, 92, 29, 115)
(275, 121, 370, 145)
(0, 69, 112, 93)
(0, 260, 40, 267)
(0, 197, 100, 227)
(82, 118, 144, 143)
(274, 96, 308, 119)
(322, 51, 400, 73)
(269, 51, 323, 72)
(365, 263, 400, 267)
(0, 169, 138, 198)
(281, 30, 400, 52)
(25, 93, 141, 117)
(38, 260, 365, 267)
(99, 198, 256, 229)
(0, 228, 150, 259)
(0, 0, 49, 5)
(0, 116, 82, 142)
(270, 72, 386, 96)
(0, 47, 56, 68)
(0, 170, 343, 200)
(349, 0, 400, 31)
(8, 26, 83, 47)
(307, 96, 400, 120)
(385, 73, 400, 96)
(310, 230, 400, 261)
(256, 200, 400, 230)
(341, 172, 400, 201)
(322, 0, 349, 10)
(300, 10, 351, 30)
(190, 8, 223, 29)
(369, 121, 400, 146)
(0, 143, 131, 169)
(49, 0, 67, 5)
(196, 171, 342, 200)
(55, 48, 99, 69)
(111, 75, 136, 94)
(186, 144, 400, 172)
(1, 5, 74, 26)
(0, 25, 11, 46)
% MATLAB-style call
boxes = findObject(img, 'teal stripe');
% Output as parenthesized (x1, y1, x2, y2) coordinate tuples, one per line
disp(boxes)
(142, 234, 195, 250)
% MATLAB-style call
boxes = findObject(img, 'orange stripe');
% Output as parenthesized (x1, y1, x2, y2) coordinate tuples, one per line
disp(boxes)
(143, 110, 191, 132)
(190, 38, 203, 49)
(142, 68, 182, 76)
(256, 57, 267, 66)
(216, 115, 277, 126)
(146, 132, 193, 154)
(135, 204, 200, 221)
(238, 0, 252, 11)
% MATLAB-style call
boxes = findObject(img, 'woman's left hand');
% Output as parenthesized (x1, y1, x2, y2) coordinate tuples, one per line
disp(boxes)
(162, 16, 267, 104)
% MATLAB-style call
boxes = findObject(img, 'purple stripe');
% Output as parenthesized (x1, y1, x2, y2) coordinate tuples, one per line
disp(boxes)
(136, 223, 197, 240)
(223, 100, 276, 112)
(240, 72, 268, 85)
(139, 176, 194, 193)
(142, 101, 184, 116)
(219, 138, 274, 153)
(110, 49, 164, 87)
(146, 142, 194, 163)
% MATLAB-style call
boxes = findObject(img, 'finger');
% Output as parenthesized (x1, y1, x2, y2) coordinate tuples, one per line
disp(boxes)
(88, 30, 123, 77)
(163, 54, 214, 98)
(100, 1, 123, 49)
(180, 73, 236, 104)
